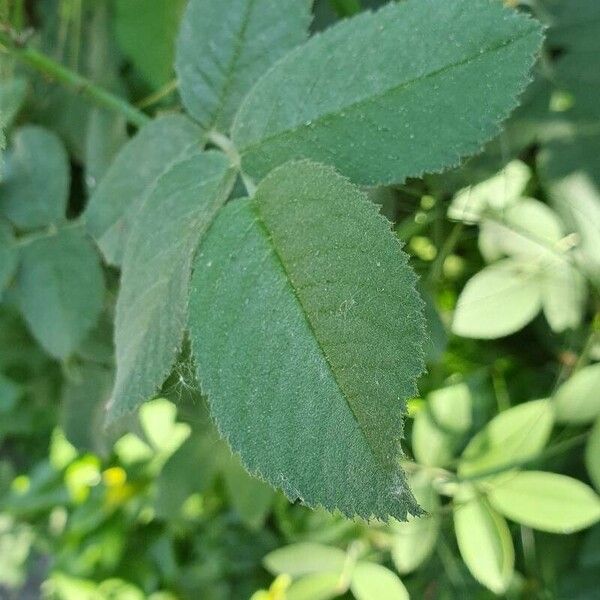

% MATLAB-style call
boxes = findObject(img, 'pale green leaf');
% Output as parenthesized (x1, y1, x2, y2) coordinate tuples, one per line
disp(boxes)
(84, 115, 203, 266)
(459, 399, 554, 478)
(429, 383, 472, 434)
(453, 485, 514, 594)
(448, 160, 531, 223)
(139, 398, 190, 456)
(232, 0, 543, 186)
(107, 151, 233, 421)
(15, 227, 105, 359)
(189, 160, 425, 519)
(478, 198, 564, 262)
(223, 456, 275, 530)
(541, 257, 586, 333)
(488, 471, 600, 534)
(412, 409, 454, 468)
(586, 418, 600, 492)
(391, 470, 440, 575)
(0, 126, 69, 229)
(553, 364, 600, 424)
(351, 562, 409, 600)
(0, 220, 17, 297)
(176, 0, 311, 133)
(452, 259, 543, 339)
(115, 0, 186, 88)
(286, 572, 341, 600)
(264, 543, 346, 577)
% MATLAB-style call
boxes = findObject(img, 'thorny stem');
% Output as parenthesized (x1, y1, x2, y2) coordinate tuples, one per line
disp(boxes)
(0, 26, 150, 128)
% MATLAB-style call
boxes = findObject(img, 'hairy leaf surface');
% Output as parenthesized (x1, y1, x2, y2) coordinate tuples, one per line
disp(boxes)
(85, 115, 202, 265)
(232, 0, 543, 185)
(189, 161, 425, 519)
(0, 220, 17, 297)
(107, 151, 234, 421)
(15, 228, 105, 359)
(176, 0, 312, 133)
(0, 126, 69, 229)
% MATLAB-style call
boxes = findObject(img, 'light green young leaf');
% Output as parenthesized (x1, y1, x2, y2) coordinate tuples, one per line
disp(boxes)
(412, 383, 472, 467)
(232, 0, 543, 186)
(391, 470, 441, 575)
(15, 227, 105, 359)
(412, 409, 454, 468)
(115, 0, 186, 88)
(189, 160, 425, 520)
(452, 259, 543, 339)
(107, 151, 233, 421)
(350, 562, 409, 600)
(0, 220, 17, 297)
(478, 198, 564, 262)
(176, 0, 312, 133)
(0, 126, 69, 229)
(223, 456, 275, 530)
(85, 115, 203, 266)
(540, 257, 586, 333)
(488, 471, 600, 534)
(138, 398, 190, 457)
(286, 572, 341, 600)
(586, 418, 600, 492)
(448, 160, 531, 224)
(459, 399, 554, 478)
(264, 543, 346, 578)
(553, 364, 600, 424)
(453, 485, 514, 595)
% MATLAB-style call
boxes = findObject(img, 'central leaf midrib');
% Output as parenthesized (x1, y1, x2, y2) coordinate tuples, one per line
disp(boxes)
(249, 199, 390, 467)
(238, 26, 538, 153)
(208, 0, 257, 131)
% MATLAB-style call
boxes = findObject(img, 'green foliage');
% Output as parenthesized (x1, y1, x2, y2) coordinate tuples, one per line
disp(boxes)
(109, 151, 234, 421)
(85, 115, 203, 266)
(232, 0, 542, 185)
(1, 0, 600, 598)
(176, 0, 312, 133)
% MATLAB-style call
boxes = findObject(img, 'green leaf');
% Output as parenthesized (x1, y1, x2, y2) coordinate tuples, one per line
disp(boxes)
(264, 543, 346, 577)
(84, 115, 203, 266)
(0, 78, 27, 132)
(15, 227, 105, 359)
(453, 485, 514, 594)
(391, 470, 440, 575)
(553, 364, 600, 425)
(223, 456, 275, 530)
(189, 160, 425, 520)
(350, 562, 409, 600)
(107, 151, 233, 421)
(412, 409, 454, 468)
(586, 418, 600, 492)
(459, 399, 554, 478)
(0, 220, 17, 297)
(232, 0, 543, 185)
(115, 0, 186, 88)
(487, 471, 600, 534)
(429, 383, 472, 434)
(448, 160, 531, 224)
(286, 573, 341, 600)
(0, 126, 69, 229)
(176, 0, 312, 133)
(60, 363, 114, 454)
(452, 259, 543, 339)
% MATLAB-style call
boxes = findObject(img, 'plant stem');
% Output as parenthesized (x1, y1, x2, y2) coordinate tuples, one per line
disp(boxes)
(0, 30, 150, 128)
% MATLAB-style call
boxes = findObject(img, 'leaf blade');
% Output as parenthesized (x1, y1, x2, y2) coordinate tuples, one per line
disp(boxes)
(176, 0, 312, 133)
(232, 0, 543, 185)
(188, 161, 425, 519)
(107, 151, 234, 421)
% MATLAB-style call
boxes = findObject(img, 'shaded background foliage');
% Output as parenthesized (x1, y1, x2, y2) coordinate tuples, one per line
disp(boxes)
(0, 0, 599, 599)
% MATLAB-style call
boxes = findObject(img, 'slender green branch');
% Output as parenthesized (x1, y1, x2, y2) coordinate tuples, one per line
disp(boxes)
(0, 29, 150, 128)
